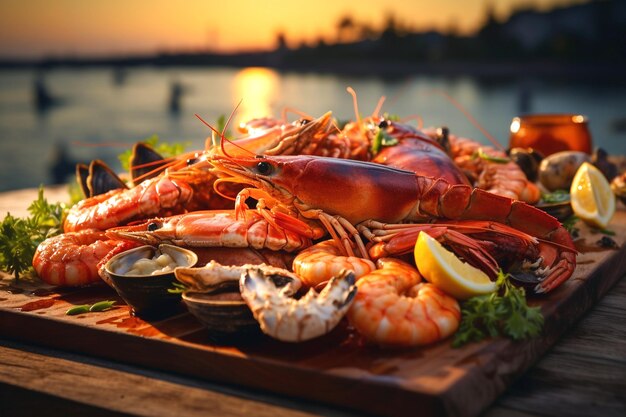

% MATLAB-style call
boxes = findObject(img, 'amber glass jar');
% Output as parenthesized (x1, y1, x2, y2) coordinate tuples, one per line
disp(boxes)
(509, 114, 592, 156)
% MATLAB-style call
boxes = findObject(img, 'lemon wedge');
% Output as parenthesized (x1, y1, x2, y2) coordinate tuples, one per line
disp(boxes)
(414, 232, 497, 300)
(570, 162, 615, 229)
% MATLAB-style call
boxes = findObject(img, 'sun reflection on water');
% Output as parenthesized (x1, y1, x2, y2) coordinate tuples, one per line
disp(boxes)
(233, 67, 279, 123)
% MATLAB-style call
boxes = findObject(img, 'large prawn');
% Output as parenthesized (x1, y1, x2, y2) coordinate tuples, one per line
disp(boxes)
(206, 151, 576, 294)
(32, 230, 139, 286)
(347, 257, 460, 347)
(63, 111, 334, 232)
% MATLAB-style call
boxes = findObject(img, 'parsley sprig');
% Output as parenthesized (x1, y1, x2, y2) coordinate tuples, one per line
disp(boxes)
(0, 188, 66, 279)
(452, 271, 544, 347)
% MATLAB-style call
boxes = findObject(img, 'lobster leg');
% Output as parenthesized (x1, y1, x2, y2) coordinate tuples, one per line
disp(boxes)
(413, 178, 577, 293)
(362, 220, 538, 280)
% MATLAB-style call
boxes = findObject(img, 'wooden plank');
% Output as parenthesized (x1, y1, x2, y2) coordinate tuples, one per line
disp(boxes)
(0, 340, 338, 417)
(1, 189, 626, 417)
(487, 276, 626, 417)
(495, 353, 626, 417)
(548, 278, 626, 363)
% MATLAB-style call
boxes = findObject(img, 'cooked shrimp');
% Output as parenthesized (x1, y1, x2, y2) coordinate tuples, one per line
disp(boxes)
(33, 230, 138, 286)
(347, 258, 460, 347)
(292, 240, 376, 288)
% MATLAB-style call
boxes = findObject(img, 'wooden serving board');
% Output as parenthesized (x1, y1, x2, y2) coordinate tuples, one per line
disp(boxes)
(1, 204, 625, 417)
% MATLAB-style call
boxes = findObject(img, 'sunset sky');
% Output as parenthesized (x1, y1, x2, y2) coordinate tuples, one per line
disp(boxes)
(0, 0, 586, 59)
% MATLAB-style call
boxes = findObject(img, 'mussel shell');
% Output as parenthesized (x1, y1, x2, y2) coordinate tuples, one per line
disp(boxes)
(75, 163, 90, 198)
(534, 201, 574, 221)
(508, 147, 544, 182)
(509, 273, 541, 294)
(591, 147, 618, 183)
(104, 244, 198, 319)
(88, 160, 128, 197)
(130, 142, 167, 186)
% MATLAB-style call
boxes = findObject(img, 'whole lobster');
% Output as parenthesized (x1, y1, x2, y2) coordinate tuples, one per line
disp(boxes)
(207, 152, 576, 294)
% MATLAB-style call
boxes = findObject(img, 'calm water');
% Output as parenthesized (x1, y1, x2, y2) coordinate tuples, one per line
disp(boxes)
(1, 67, 625, 193)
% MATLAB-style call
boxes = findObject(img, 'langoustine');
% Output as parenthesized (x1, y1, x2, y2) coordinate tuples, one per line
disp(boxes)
(64, 111, 334, 232)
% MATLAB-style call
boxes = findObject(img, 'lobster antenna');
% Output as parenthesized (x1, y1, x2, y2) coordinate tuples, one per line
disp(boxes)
(195, 113, 253, 159)
(372, 95, 386, 118)
(281, 106, 313, 122)
(223, 99, 243, 137)
(428, 89, 505, 151)
(401, 114, 424, 129)
(346, 86, 362, 126)
(70, 141, 133, 148)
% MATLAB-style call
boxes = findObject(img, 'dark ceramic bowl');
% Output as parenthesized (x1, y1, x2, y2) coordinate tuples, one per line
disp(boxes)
(104, 244, 198, 319)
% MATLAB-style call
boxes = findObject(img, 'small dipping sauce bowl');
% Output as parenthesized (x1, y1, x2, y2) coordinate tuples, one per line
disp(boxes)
(104, 244, 198, 319)
(510, 114, 592, 157)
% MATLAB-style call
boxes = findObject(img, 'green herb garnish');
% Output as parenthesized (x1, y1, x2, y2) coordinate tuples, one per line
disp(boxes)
(382, 112, 401, 122)
(474, 148, 510, 164)
(118, 135, 190, 172)
(452, 271, 543, 347)
(370, 127, 398, 155)
(89, 300, 116, 312)
(541, 190, 570, 204)
(167, 281, 187, 294)
(561, 215, 580, 235)
(0, 187, 66, 279)
(66, 305, 91, 315)
(65, 300, 116, 315)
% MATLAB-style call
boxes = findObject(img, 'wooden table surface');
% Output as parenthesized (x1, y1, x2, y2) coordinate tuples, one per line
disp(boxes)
(0, 186, 625, 417)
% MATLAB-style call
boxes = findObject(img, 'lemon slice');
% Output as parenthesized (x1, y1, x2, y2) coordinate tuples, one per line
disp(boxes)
(414, 232, 497, 300)
(570, 162, 615, 229)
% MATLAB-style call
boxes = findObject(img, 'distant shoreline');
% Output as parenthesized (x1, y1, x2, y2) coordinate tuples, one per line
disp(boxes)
(1, 56, 625, 83)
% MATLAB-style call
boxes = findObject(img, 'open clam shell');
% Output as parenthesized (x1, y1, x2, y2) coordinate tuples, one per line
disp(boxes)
(104, 244, 198, 319)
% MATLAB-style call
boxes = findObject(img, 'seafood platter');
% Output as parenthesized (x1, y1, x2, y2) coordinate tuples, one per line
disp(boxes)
(1, 97, 626, 417)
